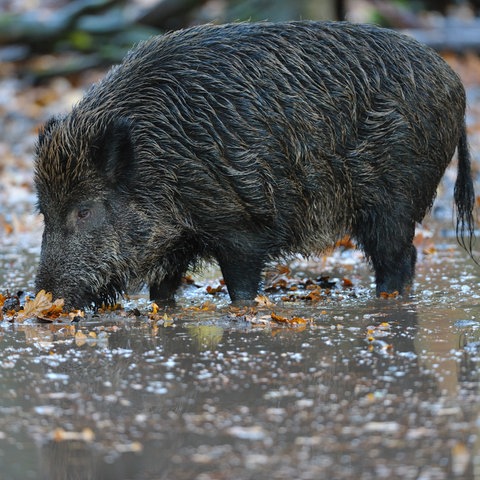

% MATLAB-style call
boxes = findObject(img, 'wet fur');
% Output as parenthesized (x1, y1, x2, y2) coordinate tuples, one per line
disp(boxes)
(34, 21, 474, 308)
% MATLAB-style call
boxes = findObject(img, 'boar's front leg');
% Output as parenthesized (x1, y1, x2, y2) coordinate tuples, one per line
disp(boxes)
(149, 271, 185, 305)
(216, 248, 265, 305)
(149, 254, 193, 305)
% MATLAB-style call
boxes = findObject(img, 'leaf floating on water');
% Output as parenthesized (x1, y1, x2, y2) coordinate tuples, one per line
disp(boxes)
(379, 290, 399, 299)
(162, 313, 174, 327)
(53, 427, 95, 443)
(17, 290, 66, 322)
(151, 302, 160, 315)
(451, 442, 470, 476)
(147, 305, 176, 327)
(255, 294, 275, 307)
(364, 322, 394, 355)
(271, 312, 308, 326)
(184, 301, 217, 312)
(22, 290, 57, 316)
(75, 331, 88, 347)
(206, 284, 225, 295)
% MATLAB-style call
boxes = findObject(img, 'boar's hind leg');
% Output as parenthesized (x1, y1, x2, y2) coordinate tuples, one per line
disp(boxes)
(216, 249, 265, 305)
(372, 243, 417, 296)
(357, 217, 417, 296)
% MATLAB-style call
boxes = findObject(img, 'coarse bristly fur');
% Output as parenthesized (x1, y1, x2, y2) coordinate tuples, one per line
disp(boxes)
(34, 20, 476, 309)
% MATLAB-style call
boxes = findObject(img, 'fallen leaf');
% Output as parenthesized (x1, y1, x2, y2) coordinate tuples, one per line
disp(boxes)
(182, 275, 196, 285)
(53, 427, 95, 443)
(16, 290, 68, 322)
(161, 313, 174, 327)
(379, 291, 399, 299)
(206, 284, 224, 295)
(335, 235, 355, 249)
(75, 331, 87, 347)
(271, 312, 308, 326)
(185, 301, 217, 312)
(255, 294, 275, 307)
(423, 245, 437, 255)
(305, 289, 323, 302)
(22, 290, 55, 317)
(0, 293, 6, 308)
(68, 310, 85, 321)
(451, 442, 470, 476)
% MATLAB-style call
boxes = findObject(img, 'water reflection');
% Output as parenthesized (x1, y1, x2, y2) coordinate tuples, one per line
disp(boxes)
(0, 297, 478, 479)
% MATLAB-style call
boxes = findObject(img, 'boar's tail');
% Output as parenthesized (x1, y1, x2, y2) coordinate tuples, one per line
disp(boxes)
(454, 123, 477, 260)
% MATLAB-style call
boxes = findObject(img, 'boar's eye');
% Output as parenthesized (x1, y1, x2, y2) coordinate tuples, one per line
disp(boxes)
(77, 208, 91, 220)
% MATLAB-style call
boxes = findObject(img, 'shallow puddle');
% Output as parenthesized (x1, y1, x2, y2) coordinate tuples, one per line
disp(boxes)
(0, 222, 479, 480)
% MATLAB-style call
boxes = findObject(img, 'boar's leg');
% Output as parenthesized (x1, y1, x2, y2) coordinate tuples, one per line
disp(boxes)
(357, 216, 417, 296)
(216, 249, 265, 304)
(149, 245, 200, 305)
(150, 261, 191, 305)
(371, 243, 417, 296)
(150, 274, 183, 305)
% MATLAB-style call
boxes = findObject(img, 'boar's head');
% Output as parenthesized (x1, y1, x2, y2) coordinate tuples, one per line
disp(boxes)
(34, 115, 149, 309)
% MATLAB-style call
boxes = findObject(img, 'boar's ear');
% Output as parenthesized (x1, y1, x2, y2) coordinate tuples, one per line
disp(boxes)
(37, 116, 62, 149)
(92, 118, 135, 186)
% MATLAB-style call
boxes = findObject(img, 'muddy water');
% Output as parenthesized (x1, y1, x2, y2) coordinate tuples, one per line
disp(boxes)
(0, 222, 479, 480)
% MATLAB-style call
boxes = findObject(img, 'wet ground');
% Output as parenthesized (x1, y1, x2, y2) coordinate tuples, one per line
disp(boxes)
(1, 63, 480, 479)
(0, 231, 479, 480)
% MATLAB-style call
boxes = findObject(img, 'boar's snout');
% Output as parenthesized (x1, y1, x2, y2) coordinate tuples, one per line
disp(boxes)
(35, 261, 89, 310)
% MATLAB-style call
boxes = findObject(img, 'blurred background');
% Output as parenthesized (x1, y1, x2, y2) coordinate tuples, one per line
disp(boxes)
(1, 0, 480, 81)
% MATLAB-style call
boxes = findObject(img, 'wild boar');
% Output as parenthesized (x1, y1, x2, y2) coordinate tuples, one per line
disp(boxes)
(34, 21, 475, 308)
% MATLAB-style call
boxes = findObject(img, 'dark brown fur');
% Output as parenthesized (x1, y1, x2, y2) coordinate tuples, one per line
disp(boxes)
(35, 21, 475, 308)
